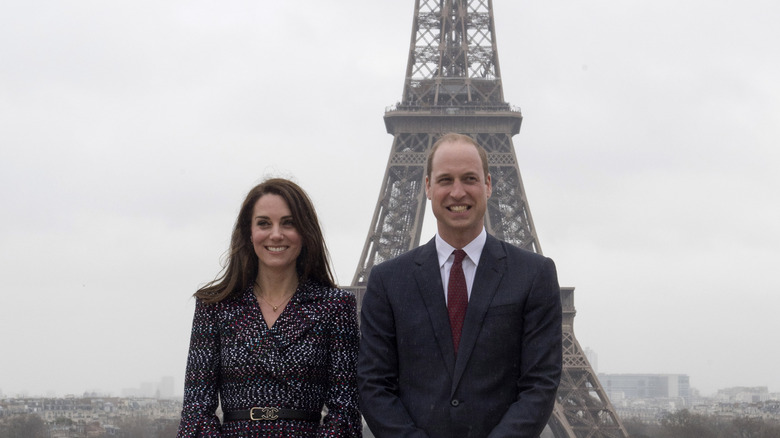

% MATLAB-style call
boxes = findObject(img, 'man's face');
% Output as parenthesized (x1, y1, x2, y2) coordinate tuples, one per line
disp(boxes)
(425, 140, 492, 247)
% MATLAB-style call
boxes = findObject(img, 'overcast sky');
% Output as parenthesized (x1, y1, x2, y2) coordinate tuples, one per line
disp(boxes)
(1, 0, 778, 398)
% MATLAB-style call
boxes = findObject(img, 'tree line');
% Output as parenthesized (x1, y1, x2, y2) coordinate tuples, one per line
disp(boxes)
(0, 414, 178, 438)
(624, 409, 780, 438)
(4, 409, 780, 437)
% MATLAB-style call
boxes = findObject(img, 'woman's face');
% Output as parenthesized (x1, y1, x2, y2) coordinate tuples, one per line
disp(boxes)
(250, 194, 302, 276)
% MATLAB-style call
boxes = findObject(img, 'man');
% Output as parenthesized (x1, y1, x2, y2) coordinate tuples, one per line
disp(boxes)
(358, 133, 562, 438)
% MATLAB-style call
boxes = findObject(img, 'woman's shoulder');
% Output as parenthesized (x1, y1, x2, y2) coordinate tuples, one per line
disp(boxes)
(194, 285, 252, 311)
(300, 281, 356, 307)
(301, 280, 349, 297)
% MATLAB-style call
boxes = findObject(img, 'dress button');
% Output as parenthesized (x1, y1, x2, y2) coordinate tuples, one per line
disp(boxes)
(451, 399, 460, 407)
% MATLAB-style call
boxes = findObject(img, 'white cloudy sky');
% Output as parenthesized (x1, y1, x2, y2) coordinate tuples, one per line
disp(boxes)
(1, 1, 778, 398)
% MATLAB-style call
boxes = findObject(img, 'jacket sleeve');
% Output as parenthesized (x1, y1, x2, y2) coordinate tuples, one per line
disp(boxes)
(177, 299, 223, 438)
(487, 256, 562, 438)
(357, 267, 430, 438)
(318, 291, 363, 438)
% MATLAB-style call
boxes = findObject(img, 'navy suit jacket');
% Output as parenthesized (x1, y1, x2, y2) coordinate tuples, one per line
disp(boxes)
(358, 234, 562, 438)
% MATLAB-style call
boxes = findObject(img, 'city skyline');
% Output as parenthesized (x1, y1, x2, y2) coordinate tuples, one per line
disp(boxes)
(1, 350, 777, 399)
(0, 376, 178, 400)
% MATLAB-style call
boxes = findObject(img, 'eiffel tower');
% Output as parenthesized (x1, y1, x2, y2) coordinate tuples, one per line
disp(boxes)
(346, 1, 629, 437)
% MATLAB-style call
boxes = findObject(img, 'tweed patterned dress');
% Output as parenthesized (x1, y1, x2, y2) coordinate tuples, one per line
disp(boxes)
(177, 280, 362, 437)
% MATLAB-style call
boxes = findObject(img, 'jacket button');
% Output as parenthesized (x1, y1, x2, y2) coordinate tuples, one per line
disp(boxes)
(451, 399, 460, 407)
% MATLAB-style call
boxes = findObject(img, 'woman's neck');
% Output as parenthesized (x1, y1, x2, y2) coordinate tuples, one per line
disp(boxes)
(255, 269, 298, 301)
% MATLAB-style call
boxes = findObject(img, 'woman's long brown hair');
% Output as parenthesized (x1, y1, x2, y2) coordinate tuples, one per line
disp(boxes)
(195, 178, 336, 303)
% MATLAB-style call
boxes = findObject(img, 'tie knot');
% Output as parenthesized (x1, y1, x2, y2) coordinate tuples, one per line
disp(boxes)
(452, 249, 467, 265)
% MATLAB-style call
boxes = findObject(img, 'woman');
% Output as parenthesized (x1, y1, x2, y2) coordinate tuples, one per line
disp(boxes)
(177, 178, 362, 437)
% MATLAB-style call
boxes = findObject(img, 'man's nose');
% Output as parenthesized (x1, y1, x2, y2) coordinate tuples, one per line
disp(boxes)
(451, 180, 466, 198)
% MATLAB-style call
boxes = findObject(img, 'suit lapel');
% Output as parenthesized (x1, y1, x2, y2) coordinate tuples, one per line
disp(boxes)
(451, 235, 506, 392)
(413, 238, 456, 378)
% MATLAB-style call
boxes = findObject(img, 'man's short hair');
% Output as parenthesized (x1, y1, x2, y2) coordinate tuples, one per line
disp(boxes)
(426, 133, 489, 180)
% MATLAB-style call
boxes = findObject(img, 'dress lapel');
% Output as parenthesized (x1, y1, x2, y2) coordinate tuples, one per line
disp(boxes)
(413, 238, 456, 378)
(240, 286, 284, 376)
(267, 281, 319, 350)
(451, 235, 506, 392)
(254, 282, 320, 379)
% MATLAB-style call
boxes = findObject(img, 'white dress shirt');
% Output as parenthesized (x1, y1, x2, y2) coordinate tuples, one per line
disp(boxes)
(435, 228, 487, 305)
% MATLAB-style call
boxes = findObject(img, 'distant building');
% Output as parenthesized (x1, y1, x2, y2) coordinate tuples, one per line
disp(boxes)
(121, 376, 176, 399)
(599, 373, 691, 405)
(716, 386, 778, 403)
(0, 395, 181, 435)
(584, 348, 598, 373)
(158, 376, 175, 399)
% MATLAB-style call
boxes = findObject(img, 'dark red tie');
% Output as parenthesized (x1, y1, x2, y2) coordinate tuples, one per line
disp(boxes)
(448, 249, 468, 354)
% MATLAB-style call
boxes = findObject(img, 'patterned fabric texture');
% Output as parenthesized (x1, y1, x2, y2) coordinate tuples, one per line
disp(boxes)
(176, 280, 362, 437)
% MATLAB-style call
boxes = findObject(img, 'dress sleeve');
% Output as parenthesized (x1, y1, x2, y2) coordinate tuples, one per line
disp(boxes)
(177, 299, 223, 438)
(318, 291, 363, 438)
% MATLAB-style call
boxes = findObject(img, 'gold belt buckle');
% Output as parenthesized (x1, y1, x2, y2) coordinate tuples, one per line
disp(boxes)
(250, 407, 279, 421)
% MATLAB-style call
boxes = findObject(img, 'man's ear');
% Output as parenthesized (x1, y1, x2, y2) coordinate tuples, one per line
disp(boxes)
(425, 176, 432, 199)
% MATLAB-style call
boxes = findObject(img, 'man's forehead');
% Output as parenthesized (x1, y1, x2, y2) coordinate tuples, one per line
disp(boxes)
(431, 167, 481, 177)
(432, 143, 482, 167)
(437, 139, 477, 151)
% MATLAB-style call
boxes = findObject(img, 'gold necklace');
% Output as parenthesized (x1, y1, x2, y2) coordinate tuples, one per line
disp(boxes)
(254, 281, 295, 312)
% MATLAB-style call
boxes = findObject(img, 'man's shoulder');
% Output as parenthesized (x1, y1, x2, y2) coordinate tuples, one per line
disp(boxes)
(372, 240, 433, 274)
(488, 235, 551, 265)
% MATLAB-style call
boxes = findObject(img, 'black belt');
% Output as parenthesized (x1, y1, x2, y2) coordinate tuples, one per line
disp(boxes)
(223, 407, 321, 422)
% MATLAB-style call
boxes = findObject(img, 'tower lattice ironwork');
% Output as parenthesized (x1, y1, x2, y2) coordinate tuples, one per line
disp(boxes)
(347, 1, 629, 437)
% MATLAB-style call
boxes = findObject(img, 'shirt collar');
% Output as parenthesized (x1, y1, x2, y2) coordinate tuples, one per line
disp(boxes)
(435, 228, 487, 268)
